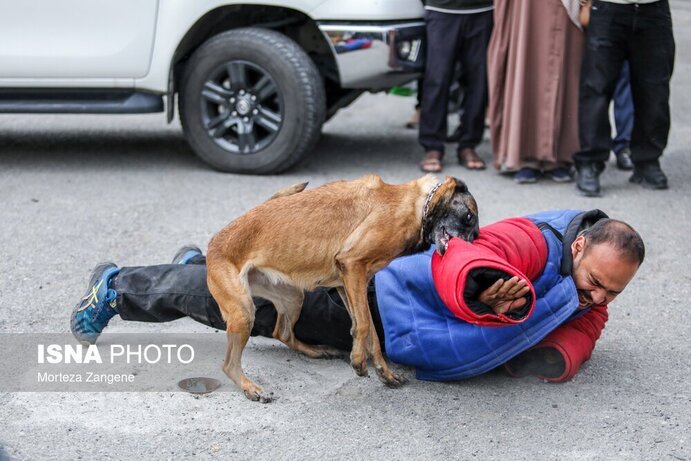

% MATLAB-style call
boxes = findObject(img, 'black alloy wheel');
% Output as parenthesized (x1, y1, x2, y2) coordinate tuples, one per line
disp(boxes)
(200, 60, 282, 155)
(180, 28, 326, 174)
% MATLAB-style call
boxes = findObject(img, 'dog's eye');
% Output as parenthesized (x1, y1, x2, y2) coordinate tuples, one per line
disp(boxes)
(463, 212, 474, 225)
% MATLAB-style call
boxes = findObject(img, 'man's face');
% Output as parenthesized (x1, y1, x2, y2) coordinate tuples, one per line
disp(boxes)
(570, 237, 640, 309)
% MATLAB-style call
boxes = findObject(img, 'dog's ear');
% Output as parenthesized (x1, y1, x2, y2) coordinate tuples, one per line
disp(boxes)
(442, 176, 478, 217)
(444, 176, 469, 194)
(429, 177, 465, 212)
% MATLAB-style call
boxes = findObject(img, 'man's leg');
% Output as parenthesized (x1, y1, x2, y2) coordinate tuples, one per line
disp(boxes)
(627, 0, 675, 189)
(114, 264, 226, 329)
(117, 264, 359, 351)
(71, 260, 239, 344)
(71, 248, 358, 351)
(457, 10, 492, 154)
(418, 10, 463, 171)
(292, 288, 354, 351)
(612, 62, 634, 170)
(116, 264, 358, 350)
(574, 2, 628, 196)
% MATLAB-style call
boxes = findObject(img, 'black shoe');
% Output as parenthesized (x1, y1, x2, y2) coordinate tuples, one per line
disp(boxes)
(615, 148, 634, 171)
(575, 162, 603, 197)
(630, 162, 668, 190)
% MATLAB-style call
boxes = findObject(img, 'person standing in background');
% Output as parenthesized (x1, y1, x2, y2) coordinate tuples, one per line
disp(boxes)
(418, 0, 493, 173)
(574, 0, 675, 197)
(487, 0, 584, 184)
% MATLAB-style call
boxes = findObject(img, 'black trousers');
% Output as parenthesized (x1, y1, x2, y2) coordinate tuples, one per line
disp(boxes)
(419, 9, 493, 153)
(575, 0, 675, 166)
(111, 256, 385, 352)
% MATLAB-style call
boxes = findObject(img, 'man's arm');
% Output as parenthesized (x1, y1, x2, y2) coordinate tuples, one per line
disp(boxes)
(504, 305, 609, 382)
(431, 217, 548, 325)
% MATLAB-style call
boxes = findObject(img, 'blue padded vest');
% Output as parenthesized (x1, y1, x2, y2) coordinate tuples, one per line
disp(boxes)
(374, 209, 595, 381)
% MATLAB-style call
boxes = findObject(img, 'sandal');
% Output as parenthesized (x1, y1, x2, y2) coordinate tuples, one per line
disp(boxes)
(458, 147, 486, 170)
(419, 150, 443, 173)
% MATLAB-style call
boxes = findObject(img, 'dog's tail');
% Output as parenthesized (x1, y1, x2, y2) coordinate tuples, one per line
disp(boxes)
(268, 182, 308, 201)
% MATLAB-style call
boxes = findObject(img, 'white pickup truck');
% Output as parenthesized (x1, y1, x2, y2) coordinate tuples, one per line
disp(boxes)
(0, 0, 425, 174)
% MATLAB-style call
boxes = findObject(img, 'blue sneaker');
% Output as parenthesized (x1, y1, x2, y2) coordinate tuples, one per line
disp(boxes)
(171, 245, 202, 265)
(514, 167, 539, 184)
(546, 167, 574, 183)
(70, 263, 120, 345)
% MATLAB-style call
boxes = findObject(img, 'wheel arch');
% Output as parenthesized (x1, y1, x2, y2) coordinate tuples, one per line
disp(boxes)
(167, 4, 338, 122)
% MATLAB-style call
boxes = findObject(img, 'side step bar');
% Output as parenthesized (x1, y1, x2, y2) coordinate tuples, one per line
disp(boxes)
(0, 90, 164, 114)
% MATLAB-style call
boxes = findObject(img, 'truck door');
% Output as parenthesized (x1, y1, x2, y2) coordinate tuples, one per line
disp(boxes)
(0, 0, 158, 80)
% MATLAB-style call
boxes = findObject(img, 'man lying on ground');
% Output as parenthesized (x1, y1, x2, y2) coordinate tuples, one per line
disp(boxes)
(71, 209, 643, 383)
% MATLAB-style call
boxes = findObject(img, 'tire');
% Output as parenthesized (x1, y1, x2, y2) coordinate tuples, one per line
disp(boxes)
(179, 28, 326, 174)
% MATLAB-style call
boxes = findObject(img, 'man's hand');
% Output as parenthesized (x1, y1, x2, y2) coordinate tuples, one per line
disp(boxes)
(478, 276, 530, 315)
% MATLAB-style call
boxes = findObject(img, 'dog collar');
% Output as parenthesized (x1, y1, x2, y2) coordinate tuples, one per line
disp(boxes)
(422, 182, 442, 228)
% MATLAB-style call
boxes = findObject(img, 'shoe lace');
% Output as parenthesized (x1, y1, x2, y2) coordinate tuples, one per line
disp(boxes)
(77, 280, 104, 312)
(77, 281, 117, 312)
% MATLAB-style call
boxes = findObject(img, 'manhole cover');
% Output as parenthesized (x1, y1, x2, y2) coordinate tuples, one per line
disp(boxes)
(177, 377, 222, 394)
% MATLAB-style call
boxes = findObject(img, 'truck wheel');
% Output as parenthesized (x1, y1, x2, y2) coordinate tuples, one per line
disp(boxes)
(179, 28, 326, 174)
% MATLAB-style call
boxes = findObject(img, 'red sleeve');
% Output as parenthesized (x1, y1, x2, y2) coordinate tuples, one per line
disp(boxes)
(431, 218, 548, 326)
(532, 304, 609, 382)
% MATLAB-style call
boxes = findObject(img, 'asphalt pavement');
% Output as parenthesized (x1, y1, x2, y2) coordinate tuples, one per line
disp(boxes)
(1, 3, 690, 459)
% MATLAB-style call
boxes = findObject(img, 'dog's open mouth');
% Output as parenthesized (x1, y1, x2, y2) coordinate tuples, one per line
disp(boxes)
(436, 227, 452, 255)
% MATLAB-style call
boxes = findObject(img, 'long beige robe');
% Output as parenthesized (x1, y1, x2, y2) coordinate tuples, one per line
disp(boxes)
(488, 0, 584, 171)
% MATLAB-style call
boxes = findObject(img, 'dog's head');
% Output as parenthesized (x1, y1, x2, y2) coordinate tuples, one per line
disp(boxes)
(422, 176, 479, 255)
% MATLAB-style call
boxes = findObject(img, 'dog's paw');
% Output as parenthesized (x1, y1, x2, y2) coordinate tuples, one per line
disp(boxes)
(376, 367, 408, 388)
(257, 392, 275, 404)
(351, 360, 369, 377)
(243, 386, 275, 404)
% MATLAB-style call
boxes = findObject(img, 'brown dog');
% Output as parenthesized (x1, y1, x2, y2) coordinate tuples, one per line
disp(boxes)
(206, 174, 479, 402)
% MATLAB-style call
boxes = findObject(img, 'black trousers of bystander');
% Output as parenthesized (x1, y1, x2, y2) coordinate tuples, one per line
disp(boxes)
(419, 9, 493, 153)
(575, 0, 675, 167)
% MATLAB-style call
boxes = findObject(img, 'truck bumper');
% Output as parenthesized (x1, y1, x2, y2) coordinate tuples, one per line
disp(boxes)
(317, 21, 425, 90)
